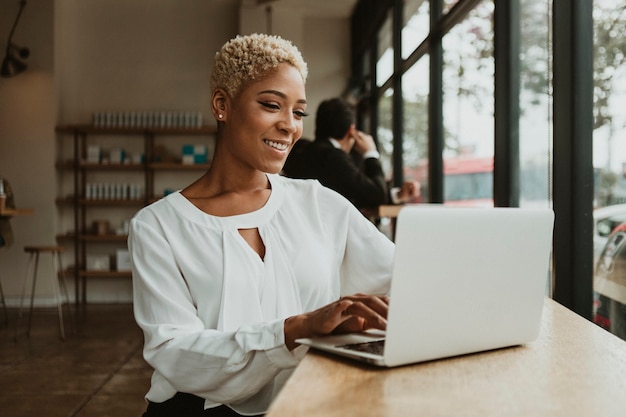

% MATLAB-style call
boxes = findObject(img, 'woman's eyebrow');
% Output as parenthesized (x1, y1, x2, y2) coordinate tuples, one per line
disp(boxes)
(258, 90, 307, 105)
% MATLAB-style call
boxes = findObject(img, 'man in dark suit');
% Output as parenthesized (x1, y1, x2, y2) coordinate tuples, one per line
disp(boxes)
(282, 97, 418, 212)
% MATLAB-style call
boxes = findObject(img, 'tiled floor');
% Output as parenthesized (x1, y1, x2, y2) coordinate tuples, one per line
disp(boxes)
(0, 304, 152, 417)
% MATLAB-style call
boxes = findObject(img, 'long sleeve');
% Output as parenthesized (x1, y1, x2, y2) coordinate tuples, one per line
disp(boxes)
(128, 174, 393, 414)
(129, 218, 304, 408)
(330, 150, 388, 209)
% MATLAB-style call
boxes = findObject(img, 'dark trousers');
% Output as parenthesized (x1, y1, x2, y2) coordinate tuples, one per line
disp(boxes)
(142, 392, 264, 417)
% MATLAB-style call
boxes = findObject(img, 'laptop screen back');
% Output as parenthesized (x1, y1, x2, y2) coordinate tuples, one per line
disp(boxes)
(383, 206, 554, 366)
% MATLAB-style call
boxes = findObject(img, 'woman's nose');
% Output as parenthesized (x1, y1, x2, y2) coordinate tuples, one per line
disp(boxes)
(277, 111, 298, 134)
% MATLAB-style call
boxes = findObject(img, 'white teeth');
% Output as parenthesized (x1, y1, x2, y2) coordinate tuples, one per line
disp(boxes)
(264, 140, 288, 151)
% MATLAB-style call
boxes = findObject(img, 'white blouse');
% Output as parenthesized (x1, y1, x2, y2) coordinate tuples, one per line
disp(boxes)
(129, 174, 394, 415)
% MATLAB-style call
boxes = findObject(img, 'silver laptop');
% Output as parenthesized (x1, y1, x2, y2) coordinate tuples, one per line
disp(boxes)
(296, 206, 554, 367)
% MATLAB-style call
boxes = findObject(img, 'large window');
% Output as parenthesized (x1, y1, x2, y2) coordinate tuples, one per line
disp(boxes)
(402, 57, 429, 202)
(592, 0, 626, 208)
(591, 0, 626, 340)
(401, 0, 429, 201)
(402, 0, 429, 60)
(350, 0, 597, 320)
(519, 1, 553, 207)
(442, 1, 494, 207)
(376, 11, 394, 87)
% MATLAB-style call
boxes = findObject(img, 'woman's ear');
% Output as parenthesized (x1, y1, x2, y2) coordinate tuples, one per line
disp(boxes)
(211, 88, 229, 122)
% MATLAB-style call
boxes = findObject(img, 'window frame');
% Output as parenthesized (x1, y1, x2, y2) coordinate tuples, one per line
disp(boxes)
(350, 0, 594, 318)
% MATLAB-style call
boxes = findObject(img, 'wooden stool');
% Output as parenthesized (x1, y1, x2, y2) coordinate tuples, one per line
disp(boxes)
(16, 246, 74, 340)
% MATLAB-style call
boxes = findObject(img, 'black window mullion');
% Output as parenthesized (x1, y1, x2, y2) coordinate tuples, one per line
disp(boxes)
(392, 0, 404, 187)
(494, 0, 521, 207)
(552, 0, 594, 319)
(429, 0, 444, 204)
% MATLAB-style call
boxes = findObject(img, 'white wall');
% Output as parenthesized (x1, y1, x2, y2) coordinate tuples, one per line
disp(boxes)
(55, 0, 239, 125)
(0, 0, 352, 305)
(0, 0, 58, 306)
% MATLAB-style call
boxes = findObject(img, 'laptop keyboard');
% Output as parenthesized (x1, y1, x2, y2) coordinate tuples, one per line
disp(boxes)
(338, 339, 385, 355)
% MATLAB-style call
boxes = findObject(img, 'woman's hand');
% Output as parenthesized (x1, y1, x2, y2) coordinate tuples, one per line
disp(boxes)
(284, 294, 389, 350)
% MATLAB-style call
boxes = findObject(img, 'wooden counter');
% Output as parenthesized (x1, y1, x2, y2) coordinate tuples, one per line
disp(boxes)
(0, 208, 34, 217)
(378, 204, 404, 218)
(266, 299, 626, 416)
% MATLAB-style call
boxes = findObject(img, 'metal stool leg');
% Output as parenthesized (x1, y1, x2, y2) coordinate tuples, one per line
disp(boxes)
(51, 251, 74, 339)
(16, 247, 70, 341)
(50, 251, 65, 340)
(26, 251, 40, 337)
(56, 252, 75, 334)
(15, 251, 36, 339)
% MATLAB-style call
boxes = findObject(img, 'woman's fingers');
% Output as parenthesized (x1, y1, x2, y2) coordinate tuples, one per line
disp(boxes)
(342, 294, 389, 318)
(285, 294, 391, 349)
(329, 294, 389, 333)
(341, 298, 387, 330)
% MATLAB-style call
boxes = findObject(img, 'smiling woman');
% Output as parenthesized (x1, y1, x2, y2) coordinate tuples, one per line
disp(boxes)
(128, 33, 396, 417)
(208, 63, 309, 180)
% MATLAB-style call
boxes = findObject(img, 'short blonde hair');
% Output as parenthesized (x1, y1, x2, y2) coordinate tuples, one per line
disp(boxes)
(210, 33, 308, 98)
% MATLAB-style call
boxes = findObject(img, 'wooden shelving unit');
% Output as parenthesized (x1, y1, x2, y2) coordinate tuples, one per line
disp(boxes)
(55, 124, 216, 303)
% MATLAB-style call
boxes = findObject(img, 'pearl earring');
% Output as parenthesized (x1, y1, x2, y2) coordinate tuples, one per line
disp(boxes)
(218, 114, 223, 119)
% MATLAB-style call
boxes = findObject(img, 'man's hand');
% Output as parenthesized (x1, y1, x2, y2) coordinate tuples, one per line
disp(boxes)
(397, 181, 421, 203)
(351, 130, 378, 155)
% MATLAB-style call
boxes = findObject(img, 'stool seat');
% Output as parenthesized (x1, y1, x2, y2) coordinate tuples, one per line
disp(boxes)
(24, 246, 65, 253)
(16, 244, 73, 340)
